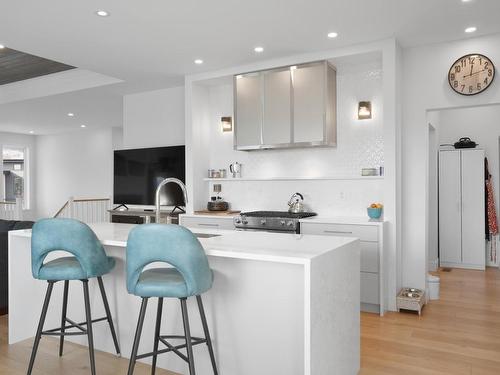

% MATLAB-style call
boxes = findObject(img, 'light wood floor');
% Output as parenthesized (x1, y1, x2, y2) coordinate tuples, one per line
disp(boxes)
(0, 315, 177, 375)
(1, 268, 499, 374)
(360, 267, 500, 375)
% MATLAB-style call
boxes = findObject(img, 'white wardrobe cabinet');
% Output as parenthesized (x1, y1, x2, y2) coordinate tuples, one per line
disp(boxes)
(439, 149, 485, 270)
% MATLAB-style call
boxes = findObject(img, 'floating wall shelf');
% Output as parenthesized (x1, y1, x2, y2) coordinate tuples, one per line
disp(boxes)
(203, 176, 384, 182)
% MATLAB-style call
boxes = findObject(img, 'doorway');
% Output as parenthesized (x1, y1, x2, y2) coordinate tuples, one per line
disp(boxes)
(428, 104, 500, 272)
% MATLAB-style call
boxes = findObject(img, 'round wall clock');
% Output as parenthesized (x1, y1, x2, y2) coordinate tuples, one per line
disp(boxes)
(448, 54, 495, 96)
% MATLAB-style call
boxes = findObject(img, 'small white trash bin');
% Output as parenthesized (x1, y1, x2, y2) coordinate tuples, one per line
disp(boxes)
(427, 274, 440, 300)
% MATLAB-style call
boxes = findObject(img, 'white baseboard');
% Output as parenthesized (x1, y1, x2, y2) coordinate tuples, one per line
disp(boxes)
(440, 261, 485, 270)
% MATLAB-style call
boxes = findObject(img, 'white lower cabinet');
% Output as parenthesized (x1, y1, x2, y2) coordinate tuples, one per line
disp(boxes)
(300, 221, 384, 315)
(360, 272, 380, 306)
(179, 215, 236, 230)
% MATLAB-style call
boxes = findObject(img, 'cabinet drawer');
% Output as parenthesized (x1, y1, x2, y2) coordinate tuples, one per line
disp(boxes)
(180, 216, 235, 230)
(300, 222, 378, 242)
(361, 242, 379, 273)
(361, 272, 379, 305)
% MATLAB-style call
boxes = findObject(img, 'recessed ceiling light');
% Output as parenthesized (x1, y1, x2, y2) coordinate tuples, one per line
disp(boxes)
(462, 0, 473, 2)
(67, 112, 74, 117)
(80, 124, 87, 128)
(29, 130, 34, 134)
(254, 46, 264, 53)
(95, 10, 110, 17)
(194, 59, 203, 64)
(327, 32, 338, 38)
(465, 26, 477, 33)
(0, 44, 5, 49)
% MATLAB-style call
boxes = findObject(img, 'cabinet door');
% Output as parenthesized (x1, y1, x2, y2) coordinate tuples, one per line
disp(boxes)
(263, 69, 292, 145)
(360, 272, 379, 305)
(461, 150, 486, 269)
(292, 63, 325, 143)
(235, 73, 262, 148)
(439, 151, 462, 265)
(180, 216, 235, 230)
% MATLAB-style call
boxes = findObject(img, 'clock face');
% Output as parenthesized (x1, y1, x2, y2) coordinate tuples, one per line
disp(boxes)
(448, 54, 495, 96)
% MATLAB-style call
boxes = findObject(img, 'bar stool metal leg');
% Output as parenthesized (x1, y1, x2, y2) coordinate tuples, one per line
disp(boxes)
(97, 276, 121, 355)
(82, 280, 96, 375)
(59, 280, 69, 357)
(128, 298, 149, 375)
(27, 281, 54, 375)
(180, 298, 196, 375)
(196, 295, 218, 375)
(151, 297, 163, 375)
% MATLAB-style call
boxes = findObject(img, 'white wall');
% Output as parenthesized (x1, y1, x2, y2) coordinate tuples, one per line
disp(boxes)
(403, 33, 500, 290)
(201, 60, 385, 216)
(0, 131, 37, 219)
(426, 113, 440, 272)
(35, 127, 122, 218)
(123, 86, 185, 149)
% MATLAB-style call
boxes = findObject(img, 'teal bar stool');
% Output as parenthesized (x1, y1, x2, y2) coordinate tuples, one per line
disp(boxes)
(28, 218, 120, 375)
(126, 224, 218, 375)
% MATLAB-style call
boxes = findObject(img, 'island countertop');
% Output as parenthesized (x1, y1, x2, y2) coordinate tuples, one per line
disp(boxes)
(11, 222, 358, 265)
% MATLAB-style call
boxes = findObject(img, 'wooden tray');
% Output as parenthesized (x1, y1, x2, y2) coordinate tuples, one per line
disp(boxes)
(194, 210, 240, 216)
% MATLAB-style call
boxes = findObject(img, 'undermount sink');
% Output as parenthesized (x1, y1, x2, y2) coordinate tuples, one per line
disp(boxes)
(193, 233, 221, 238)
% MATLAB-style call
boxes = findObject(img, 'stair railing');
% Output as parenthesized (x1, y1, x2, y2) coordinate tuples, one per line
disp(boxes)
(54, 197, 111, 223)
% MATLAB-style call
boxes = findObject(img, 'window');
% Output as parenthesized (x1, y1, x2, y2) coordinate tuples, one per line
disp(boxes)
(2, 146, 29, 209)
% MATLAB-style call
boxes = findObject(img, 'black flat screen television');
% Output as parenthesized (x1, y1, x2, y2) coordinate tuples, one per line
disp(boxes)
(113, 146, 186, 207)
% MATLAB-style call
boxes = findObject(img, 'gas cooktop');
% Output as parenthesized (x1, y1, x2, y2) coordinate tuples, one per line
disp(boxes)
(235, 211, 317, 233)
(240, 211, 317, 219)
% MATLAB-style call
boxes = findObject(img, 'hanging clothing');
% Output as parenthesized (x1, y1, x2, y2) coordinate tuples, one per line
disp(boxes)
(485, 158, 498, 236)
(485, 158, 498, 264)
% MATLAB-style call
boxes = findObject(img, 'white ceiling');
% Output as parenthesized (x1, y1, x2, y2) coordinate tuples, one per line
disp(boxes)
(1, 0, 500, 93)
(1, 0, 500, 134)
(0, 86, 122, 135)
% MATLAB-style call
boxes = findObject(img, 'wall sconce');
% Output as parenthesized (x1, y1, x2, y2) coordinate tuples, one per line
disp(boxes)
(358, 101, 372, 120)
(221, 116, 233, 132)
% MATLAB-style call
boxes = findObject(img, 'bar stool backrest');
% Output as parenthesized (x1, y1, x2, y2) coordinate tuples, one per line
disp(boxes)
(31, 218, 108, 279)
(126, 224, 213, 297)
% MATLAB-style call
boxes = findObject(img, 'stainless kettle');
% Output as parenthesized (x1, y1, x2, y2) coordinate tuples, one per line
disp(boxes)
(288, 192, 305, 213)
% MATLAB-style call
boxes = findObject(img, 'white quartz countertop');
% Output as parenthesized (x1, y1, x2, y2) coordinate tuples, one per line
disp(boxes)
(299, 216, 385, 226)
(180, 213, 238, 219)
(181, 212, 385, 226)
(11, 222, 358, 265)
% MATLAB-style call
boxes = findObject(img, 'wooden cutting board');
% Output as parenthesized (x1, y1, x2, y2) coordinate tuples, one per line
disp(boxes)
(194, 210, 240, 216)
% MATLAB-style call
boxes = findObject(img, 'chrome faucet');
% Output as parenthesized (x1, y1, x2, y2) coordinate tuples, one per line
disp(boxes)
(155, 178, 188, 223)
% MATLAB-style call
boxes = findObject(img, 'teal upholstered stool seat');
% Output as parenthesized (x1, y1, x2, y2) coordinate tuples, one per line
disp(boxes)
(27, 218, 120, 375)
(126, 224, 218, 375)
(38, 256, 116, 281)
(135, 268, 190, 298)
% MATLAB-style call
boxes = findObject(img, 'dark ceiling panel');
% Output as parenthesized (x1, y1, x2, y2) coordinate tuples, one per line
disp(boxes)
(0, 48, 75, 85)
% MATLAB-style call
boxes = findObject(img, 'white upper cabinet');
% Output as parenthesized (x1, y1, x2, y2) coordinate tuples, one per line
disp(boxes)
(234, 72, 262, 148)
(293, 63, 325, 143)
(234, 61, 336, 150)
(263, 68, 292, 145)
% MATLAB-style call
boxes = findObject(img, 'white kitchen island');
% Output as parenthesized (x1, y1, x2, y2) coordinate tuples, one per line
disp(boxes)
(9, 223, 360, 375)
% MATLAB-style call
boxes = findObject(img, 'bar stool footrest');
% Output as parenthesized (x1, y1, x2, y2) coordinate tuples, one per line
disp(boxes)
(135, 335, 206, 362)
(41, 316, 110, 337)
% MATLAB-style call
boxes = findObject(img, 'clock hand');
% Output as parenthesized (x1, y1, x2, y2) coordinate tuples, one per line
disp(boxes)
(463, 69, 487, 79)
(470, 64, 474, 77)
